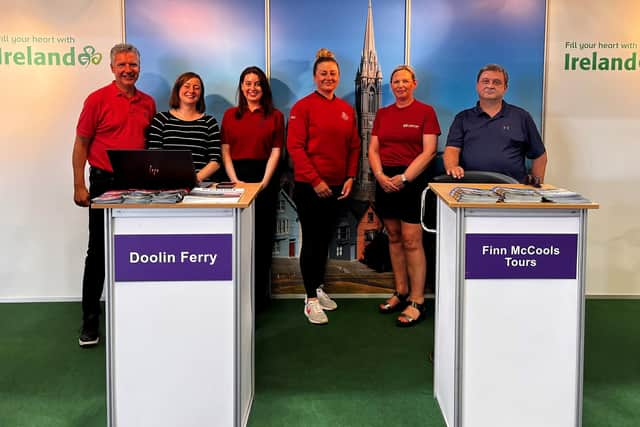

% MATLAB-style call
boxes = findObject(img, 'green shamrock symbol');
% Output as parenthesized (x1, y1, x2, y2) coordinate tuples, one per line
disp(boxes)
(78, 45, 102, 66)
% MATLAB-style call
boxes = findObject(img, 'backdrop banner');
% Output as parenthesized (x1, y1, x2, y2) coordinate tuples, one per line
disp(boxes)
(546, 0, 640, 295)
(7, 0, 631, 299)
(0, 0, 123, 300)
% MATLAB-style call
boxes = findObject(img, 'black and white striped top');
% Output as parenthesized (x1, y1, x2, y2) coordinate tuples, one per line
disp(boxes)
(147, 111, 221, 172)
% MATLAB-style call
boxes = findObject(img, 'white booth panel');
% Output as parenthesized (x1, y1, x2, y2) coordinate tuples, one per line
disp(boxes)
(461, 279, 579, 427)
(110, 211, 238, 427)
(113, 281, 235, 427)
(461, 213, 581, 427)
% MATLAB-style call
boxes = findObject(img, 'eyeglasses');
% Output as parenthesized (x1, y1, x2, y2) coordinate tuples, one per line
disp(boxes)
(479, 78, 504, 86)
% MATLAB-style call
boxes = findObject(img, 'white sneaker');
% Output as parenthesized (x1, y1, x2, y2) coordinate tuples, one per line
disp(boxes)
(316, 286, 338, 311)
(304, 299, 328, 324)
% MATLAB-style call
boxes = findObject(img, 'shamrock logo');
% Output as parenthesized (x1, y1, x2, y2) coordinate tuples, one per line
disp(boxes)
(78, 45, 102, 66)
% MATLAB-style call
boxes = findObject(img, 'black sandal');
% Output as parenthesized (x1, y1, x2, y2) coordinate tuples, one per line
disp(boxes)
(396, 300, 426, 327)
(378, 291, 408, 314)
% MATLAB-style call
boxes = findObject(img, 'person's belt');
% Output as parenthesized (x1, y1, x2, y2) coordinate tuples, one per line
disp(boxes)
(90, 167, 114, 178)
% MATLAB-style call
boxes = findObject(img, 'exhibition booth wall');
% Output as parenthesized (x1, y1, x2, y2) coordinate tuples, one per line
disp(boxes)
(1, 0, 637, 300)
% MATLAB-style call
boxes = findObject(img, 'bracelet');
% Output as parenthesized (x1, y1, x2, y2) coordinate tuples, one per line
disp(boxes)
(401, 174, 409, 184)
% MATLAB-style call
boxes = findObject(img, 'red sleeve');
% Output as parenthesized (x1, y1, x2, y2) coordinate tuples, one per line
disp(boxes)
(286, 100, 322, 186)
(148, 97, 157, 119)
(371, 108, 382, 136)
(346, 107, 361, 177)
(221, 108, 234, 146)
(272, 110, 284, 149)
(423, 105, 441, 135)
(76, 92, 100, 139)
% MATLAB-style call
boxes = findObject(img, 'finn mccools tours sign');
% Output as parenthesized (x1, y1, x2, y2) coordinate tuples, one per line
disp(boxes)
(465, 234, 578, 280)
(114, 234, 232, 282)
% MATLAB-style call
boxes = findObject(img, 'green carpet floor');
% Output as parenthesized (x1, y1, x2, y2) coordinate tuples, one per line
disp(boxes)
(0, 299, 638, 426)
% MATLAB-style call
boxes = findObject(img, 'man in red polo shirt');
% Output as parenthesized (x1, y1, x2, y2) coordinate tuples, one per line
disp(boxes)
(72, 43, 156, 347)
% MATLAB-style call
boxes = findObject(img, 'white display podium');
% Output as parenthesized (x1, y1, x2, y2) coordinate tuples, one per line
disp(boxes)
(428, 183, 598, 427)
(96, 184, 260, 427)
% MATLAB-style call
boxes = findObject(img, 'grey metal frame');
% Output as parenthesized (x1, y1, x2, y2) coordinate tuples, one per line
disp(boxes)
(104, 209, 115, 427)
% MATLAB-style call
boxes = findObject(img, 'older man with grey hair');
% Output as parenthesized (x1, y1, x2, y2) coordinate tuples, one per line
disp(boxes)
(71, 43, 156, 347)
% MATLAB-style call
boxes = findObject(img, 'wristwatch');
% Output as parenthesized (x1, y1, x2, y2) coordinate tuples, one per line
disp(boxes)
(401, 174, 408, 184)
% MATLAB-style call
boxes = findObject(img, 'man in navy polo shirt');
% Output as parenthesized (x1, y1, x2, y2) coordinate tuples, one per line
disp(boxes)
(443, 64, 547, 183)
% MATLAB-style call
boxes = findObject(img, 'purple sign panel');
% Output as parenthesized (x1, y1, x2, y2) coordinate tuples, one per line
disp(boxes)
(114, 234, 232, 282)
(465, 234, 578, 279)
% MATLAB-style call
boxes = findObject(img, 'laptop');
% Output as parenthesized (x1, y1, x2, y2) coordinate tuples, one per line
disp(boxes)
(107, 149, 197, 190)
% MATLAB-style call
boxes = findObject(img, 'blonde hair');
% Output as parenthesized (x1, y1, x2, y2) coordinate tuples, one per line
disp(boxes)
(313, 48, 339, 74)
(390, 64, 416, 83)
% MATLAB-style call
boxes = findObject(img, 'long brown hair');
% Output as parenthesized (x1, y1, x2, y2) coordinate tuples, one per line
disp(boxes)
(235, 66, 274, 119)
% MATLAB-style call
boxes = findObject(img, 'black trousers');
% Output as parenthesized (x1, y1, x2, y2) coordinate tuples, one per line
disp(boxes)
(293, 182, 343, 298)
(81, 167, 115, 324)
(234, 160, 279, 309)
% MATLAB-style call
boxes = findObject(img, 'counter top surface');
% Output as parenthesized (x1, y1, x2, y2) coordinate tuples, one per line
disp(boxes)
(429, 183, 599, 209)
(91, 183, 261, 209)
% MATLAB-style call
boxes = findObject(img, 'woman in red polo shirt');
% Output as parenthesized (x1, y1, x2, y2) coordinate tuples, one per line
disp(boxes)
(221, 66, 284, 312)
(368, 65, 441, 327)
(287, 48, 360, 325)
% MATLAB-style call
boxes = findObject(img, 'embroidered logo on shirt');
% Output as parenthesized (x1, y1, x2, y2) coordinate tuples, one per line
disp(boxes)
(290, 115, 296, 120)
(503, 124, 511, 131)
(402, 123, 420, 129)
(341, 112, 349, 121)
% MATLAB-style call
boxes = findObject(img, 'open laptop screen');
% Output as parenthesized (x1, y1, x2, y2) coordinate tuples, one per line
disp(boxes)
(107, 149, 197, 190)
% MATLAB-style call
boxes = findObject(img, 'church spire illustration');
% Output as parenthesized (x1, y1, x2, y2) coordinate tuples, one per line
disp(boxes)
(354, 0, 383, 201)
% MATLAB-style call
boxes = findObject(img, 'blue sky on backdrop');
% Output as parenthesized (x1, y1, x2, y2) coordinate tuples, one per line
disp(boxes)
(126, 0, 264, 119)
(411, 0, 546, 141)
(126, 0, 545, 139)
(271, 0, 405, 112)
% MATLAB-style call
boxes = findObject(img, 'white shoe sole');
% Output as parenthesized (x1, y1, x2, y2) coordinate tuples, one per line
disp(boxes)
(304, 306, 328, 325)
(78, 337, 99, 347)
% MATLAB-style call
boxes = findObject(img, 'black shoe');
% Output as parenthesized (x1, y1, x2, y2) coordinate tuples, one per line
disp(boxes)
(378, 291, 408, 314)
(396, 300, 426, 327)
(79, 319, 100, 348)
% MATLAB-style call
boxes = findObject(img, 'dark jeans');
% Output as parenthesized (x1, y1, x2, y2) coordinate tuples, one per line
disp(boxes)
(293, 182, 343, 298)
(234, 160, 279, 310)
(81, 167, 115, 324)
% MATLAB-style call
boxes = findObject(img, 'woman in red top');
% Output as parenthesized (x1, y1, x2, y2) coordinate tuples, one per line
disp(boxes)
(287, 48, 360, 325)
(368, 65, 441, 327)
(221, 66, 284, 311)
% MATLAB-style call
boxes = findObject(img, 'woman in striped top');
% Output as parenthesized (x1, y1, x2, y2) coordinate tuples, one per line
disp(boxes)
(147, 72, 221, 182)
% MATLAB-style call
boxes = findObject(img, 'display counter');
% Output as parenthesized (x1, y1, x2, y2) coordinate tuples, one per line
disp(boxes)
(429, 183, 598, 427)
(94, 184, 260, 427)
